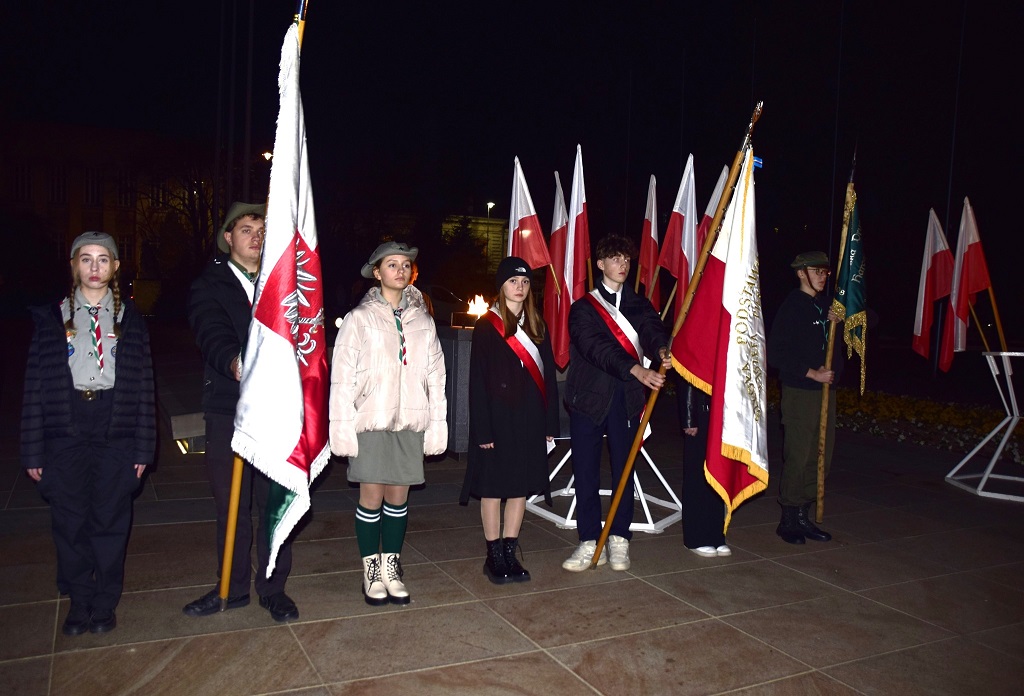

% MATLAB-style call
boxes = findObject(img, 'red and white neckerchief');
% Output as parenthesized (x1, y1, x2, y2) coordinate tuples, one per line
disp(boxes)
(484, 308, 546, 406)
(88, 304, 104, 373)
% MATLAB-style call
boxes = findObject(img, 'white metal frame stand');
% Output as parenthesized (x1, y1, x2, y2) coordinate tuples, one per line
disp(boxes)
(525, 436, 682, 533)
(945, 352, 1024, 502)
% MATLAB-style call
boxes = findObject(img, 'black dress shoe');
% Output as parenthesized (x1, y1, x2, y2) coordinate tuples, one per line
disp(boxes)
(182, 588, 250, 617)
(259, 592, 299, 622)
(89, 609, 117, 634)
(62, 603, 91, 636)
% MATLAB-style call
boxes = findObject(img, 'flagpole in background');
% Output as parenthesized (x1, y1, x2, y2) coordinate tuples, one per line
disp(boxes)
(591, 102, 763, 568)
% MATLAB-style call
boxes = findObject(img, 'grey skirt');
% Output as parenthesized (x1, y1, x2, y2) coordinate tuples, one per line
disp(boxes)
(347, 430, 425, 486)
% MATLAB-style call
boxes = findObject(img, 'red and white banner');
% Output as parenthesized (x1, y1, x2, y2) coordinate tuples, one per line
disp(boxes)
(696, 165, 729, 254)
(566, 144, 590, 301)
(638, 175, 661, 310)
(657, 154, 697, 320)
(544, 171, 571, 369)
(508, 157, 552, 270)
(232, 22, 329, 575)
(939, 197, 991, 371)
(671, 148, 767, 529)
(912, 209, 953, 360)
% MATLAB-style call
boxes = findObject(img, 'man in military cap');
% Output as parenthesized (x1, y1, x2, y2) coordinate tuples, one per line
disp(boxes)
(182, 202, 300, 622)
(767, 251, 843, 545)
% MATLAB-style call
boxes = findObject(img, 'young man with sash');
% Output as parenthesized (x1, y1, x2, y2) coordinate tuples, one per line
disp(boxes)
(563, 235, 671, 571)
(461, 257, 560, 584)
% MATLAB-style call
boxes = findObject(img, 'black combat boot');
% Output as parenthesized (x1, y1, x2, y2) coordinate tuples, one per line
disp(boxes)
(797, 503, 832, 542)
(484, 539, 512, 584)
(502, 537, 531, 582)
(776, 505, 806, 544)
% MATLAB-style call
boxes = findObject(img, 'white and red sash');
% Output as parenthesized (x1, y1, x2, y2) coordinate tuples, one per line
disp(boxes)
(583, 289, 645, 364)
(485, 309, 547, 406)
(583, 289, 653, 439)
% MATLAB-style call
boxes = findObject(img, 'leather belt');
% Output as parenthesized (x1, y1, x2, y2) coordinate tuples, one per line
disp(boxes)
(77, 389, 109, 401)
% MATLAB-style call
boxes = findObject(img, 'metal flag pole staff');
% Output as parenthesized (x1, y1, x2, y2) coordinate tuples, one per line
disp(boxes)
(218, 0, 312, 611)
(815, 154, 856, 524)
(591, 102, 764, 568)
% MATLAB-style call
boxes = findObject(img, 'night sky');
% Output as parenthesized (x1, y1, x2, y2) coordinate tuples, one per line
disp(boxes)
(4, 1, 1021, 343)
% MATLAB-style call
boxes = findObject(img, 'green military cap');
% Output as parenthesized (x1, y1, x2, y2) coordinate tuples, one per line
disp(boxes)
(790, 251, 829, 269)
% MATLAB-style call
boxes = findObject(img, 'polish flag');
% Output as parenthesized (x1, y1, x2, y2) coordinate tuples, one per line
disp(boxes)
(939, 197, 992, 371)
(508, 157, 552, 270)
(657, 154, 697, 320)
(671, 148, 767, 528)
(544, 172, 571, 369)
(696, 165, 729, 254)
(912, 209, 953, 360)
(638, 175, 661, 311)
(566, 145, 591, 301)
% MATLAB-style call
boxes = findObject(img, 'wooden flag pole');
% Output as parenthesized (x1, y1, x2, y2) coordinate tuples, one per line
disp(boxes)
(968, 304, 993, 353)
(815, 162, 856, 524)
(988, 287, 1007, 352)
(590, 102, 763, 568)
(659, 282, 677, 321)
(547, 263, 562, 297)
(220, 0, 312, 610)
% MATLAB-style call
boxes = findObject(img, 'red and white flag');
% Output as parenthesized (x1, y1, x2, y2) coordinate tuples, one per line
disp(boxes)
(566, 144, 591, 301)
(232, 23, 329, 575)
(672, 148, 768, 529)
(912, 209, 953, 360)
(544, 172, 571, 369)
(657, 154, 697, 320)
(696, 165, 729, 254)
(939, 197, 992, 371)
(508, 157, 552, 270)
(638, 175, 661, 310)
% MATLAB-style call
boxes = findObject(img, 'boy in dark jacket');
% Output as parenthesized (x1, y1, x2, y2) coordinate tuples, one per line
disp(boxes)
(562, 235, 671, 572)
(181, 202, 299, 622)
(767, 251, 843, 544)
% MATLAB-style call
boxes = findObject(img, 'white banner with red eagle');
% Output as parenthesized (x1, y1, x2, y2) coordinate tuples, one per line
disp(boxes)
(233, 22, 329, 576)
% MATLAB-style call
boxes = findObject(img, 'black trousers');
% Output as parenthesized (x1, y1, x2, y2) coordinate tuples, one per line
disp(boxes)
(570, 385, 636, 542)
(681, 405, 726, 549)
(205, 412, 292, 598)
(42, 393, 140, 611)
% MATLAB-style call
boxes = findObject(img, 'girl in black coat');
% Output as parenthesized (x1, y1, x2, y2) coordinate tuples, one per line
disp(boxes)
(461, 257, 559, 584)
(21, 232, 155, 637)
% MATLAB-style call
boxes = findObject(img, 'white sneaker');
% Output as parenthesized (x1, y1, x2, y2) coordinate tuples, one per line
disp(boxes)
(716, 545, 732, 557)
(562, 540, 606, 572)
(607, 535, 630, 571)
(690, 546, 718, 558)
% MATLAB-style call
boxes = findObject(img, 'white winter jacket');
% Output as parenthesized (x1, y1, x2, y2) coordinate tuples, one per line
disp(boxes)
(329, 285, 448, 458)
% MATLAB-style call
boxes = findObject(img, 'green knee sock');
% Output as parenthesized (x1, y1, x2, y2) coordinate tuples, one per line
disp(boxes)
(381, 501, 408, 554)
(355, 504, 382, 557)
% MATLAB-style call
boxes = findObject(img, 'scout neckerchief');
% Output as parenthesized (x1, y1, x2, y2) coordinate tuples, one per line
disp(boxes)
(394, 306, 407, 364)
(88, 304, 104, 373)
(583, 288, 643, 362)
(484, 308, 546, 406)
(228, 259, 257, 305)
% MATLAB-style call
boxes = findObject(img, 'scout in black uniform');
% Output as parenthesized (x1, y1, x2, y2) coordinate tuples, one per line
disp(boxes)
(767, 251, 844, 544)
(21, 231, 155, 636)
